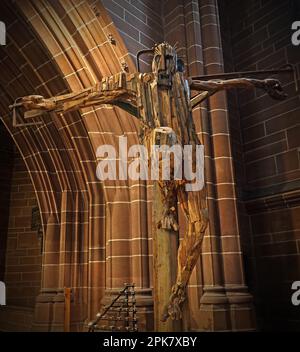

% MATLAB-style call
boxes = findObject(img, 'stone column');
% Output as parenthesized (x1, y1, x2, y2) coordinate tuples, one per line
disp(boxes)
(198, 0, 256, 331)
(100, 183, 154, 331)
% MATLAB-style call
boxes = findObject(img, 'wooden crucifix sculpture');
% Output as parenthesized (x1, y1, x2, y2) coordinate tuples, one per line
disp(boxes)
(10, 42, 291, 329)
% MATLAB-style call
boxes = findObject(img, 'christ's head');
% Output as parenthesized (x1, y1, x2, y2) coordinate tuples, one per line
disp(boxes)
(152, 42, 179, 80)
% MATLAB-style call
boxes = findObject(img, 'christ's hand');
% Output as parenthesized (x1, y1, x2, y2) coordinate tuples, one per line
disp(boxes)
(263, 78, 287, 100)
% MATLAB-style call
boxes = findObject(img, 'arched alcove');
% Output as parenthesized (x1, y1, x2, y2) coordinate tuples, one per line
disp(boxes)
(0, 0, 153, 331)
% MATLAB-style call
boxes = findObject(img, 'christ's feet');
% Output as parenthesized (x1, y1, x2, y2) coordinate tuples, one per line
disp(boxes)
(161, 283, 186, 322)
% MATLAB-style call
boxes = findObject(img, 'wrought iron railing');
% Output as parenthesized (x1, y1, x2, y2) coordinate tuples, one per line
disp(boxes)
(88, 283, 138, 332)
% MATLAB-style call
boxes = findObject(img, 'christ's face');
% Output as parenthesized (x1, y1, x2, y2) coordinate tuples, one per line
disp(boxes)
(152, 43, 177, 80)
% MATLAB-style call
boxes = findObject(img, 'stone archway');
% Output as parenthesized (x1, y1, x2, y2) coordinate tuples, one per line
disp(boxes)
(0, 0, 153, 331)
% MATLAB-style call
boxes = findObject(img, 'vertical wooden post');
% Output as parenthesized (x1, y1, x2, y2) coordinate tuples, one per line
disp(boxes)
(153, 182, 181, 331)
(151, 126, 182, 332)
(64, 287, 71, 332)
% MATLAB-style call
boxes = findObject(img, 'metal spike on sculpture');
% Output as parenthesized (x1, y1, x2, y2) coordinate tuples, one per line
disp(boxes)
(8, 42, 296, 327)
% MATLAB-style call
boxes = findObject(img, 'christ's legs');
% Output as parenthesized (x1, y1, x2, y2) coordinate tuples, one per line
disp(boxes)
(147, 126, 209, 322)
(161, 186, 209, 321)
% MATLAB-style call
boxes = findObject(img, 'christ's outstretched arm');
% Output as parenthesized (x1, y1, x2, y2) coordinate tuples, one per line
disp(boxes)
(9, 72, 139, 121)
(189, 77, 287, 109)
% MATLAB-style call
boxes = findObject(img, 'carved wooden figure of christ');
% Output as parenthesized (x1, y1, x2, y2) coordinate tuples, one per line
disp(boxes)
(10, 42, 287, 324)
